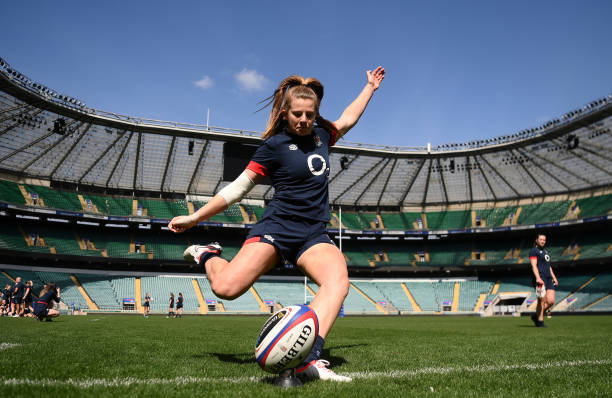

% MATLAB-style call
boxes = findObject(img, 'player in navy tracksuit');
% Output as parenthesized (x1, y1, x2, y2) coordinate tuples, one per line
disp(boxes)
(175, 293, 183, 318)
(167, 293, 175, 318)
(34, 282, 61, 321)
(529, 234, 559, 327)
(170, 67, 385, 382)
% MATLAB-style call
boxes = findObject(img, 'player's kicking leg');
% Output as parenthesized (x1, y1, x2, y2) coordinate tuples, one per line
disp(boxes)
(294, 243, 352, 382)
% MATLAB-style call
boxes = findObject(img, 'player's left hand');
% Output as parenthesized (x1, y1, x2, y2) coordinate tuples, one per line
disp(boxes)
(367, 66, 385, 90)
(553, 278, 558, 286)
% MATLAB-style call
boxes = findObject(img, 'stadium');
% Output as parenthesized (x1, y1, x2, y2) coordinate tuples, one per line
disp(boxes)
(1, 52, 611, 396)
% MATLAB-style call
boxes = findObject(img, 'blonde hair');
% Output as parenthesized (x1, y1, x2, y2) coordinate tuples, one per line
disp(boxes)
(261, 75, 336, 140)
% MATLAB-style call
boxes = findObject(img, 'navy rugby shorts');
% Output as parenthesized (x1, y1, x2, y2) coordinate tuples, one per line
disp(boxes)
(34, 302, 49, 318)
(532, 275, 555, 291)
(245, 214, 334, 265)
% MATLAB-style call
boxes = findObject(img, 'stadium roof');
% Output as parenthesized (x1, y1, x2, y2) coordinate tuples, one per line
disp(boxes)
(1, 57, 611, 207)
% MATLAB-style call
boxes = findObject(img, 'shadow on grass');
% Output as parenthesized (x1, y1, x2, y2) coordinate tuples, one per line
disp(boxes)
(191, 352, 257, 365)
(195, 343, 367, 371)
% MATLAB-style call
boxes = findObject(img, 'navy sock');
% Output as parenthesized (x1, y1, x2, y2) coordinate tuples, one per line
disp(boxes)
(199, 251, 221, 265)
(301, 335, 325, 366)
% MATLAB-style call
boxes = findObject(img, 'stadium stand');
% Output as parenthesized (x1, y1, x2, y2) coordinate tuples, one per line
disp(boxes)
(76, 274, 121, 310)
(253, 280, 307, 308)
(568, 271, 612, 310)
(1, 60, 611, 320)
(458, 280, 493, 311)
(110, 276, 136, 308)
(373, 282, 414, 312)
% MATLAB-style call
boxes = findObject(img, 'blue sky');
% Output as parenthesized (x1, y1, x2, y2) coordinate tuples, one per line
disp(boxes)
(2, 1, 611, 147)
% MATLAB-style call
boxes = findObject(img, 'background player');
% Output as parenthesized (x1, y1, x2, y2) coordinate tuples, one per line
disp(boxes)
(11, 277, 25, 317)
(529, 233, 558, 327)
(170, 66, 385, 382)
(34, 282, 61, 322)
(167, 292, 175, 318)
(143, 292, 151, 318)
(175, 292, 183, 318)
(22, 280, 34, 317)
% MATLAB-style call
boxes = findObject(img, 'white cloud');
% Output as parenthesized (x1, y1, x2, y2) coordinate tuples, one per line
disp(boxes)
(235, 68, 269, 92)
(194, 76, 213, 90)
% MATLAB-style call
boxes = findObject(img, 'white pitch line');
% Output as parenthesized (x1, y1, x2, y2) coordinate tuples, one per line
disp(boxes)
(0, 343, 20, 351)
(344, 359, 612, 379)
(0, 359, 609, 388)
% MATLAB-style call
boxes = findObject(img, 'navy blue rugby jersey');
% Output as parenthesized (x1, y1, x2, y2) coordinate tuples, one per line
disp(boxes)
(247, 126, 337, 222)
(529, 246, 551, 278)
(14, 281, 25, 298)
(37, 290, 60, 307)
(23, 285, 32, 301)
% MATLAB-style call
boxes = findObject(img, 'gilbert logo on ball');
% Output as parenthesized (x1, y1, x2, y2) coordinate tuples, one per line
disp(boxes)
(255, 305, 319, 373)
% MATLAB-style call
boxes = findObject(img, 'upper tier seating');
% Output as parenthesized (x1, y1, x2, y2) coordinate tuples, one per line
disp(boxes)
(1, 179, 610, 230)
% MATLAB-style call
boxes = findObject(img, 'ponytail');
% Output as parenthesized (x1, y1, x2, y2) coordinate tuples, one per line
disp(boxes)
(260, 75, 335, 140)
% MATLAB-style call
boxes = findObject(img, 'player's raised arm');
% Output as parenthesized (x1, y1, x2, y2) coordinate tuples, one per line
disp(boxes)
(168, 169, 263, 233)
(333, 66, 385, 139)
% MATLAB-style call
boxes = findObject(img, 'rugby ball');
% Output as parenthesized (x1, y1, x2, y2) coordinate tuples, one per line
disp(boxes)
(535, 285, 546, 298)
(255, 305, 318, 373)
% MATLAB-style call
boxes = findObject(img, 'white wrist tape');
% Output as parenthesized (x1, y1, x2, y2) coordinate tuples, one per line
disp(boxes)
(218, 171, 256, 206)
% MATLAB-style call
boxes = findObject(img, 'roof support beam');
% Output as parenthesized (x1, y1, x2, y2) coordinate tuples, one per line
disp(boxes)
(187, 140, 209, 194)
(106, 131, 134, 188)
(49, 123, 91, 179)
(515, 147, 570, 191)
(421, 158, 433, 205)
(0, 102, 30, 116)
(332, 158, 386, 204)
(77, 129, 127, 184)
(0, 105, 34, 123)
(525, 145, 592, 185)
(399, 158, 426, 206)
(0, 120, 83, 164)
(575, 140, 612, 163)
(329, 155, 358, 186)
(474, 156, 498, 201)
(160, 136, 176, 192)
(0, 108, 43, 137)
(20, 127, 74, 172)
(437, 158, 449, 204)
(465, 156, 473, 203)
(376, 158, 397, 207)
(476, 154, 520, 197)
(354, 158, 391, 205)
(509, 149, 546, 195)
(132, 132, 142, 191)
(553, 138, 612, 179)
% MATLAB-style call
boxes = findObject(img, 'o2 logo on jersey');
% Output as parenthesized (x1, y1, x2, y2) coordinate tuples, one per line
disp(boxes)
(307, 154, 327, 176)
(544, 254, 550, 262)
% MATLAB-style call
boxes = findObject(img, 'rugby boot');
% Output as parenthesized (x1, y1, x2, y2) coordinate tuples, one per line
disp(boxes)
(183, 242, 223, 264)
(296, 359, 352, 382)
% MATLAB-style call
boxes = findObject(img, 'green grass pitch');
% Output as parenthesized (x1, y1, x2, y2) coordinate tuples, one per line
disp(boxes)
(0, 315, 610, 397)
